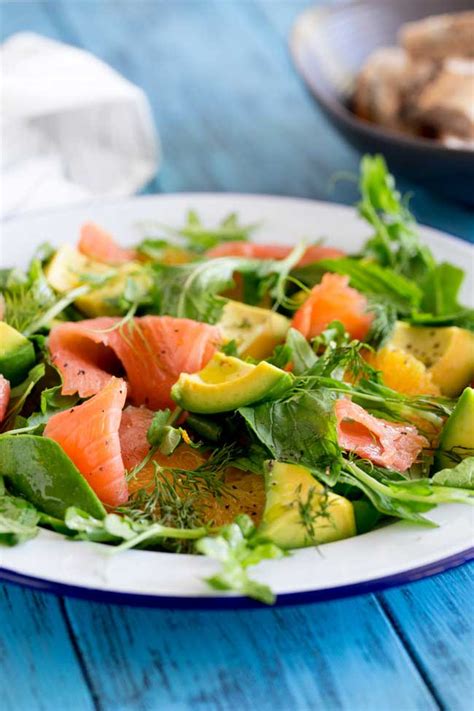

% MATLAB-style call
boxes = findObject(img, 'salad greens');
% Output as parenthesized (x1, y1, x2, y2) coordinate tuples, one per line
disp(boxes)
(1, 155, 473, 604)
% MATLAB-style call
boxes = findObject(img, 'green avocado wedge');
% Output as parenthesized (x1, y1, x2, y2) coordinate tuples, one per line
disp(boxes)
(171, 352, 292, 414)
(436, 387, 474, 471)
(0, 322, 36, 386)
(0, 435, 106, 520)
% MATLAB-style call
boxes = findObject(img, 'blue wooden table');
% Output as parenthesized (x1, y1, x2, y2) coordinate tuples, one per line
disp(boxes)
(1, 2, 473, 710)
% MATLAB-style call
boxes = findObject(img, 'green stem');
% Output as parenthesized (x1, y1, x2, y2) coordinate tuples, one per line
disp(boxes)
(23, 284, 91, 337)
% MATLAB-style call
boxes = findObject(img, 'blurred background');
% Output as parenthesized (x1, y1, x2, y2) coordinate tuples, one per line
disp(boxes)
(1, 0, 472, 239)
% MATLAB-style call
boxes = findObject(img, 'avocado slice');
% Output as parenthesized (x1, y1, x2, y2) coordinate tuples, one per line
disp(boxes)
(171, 352, 292, 413)
(436, 387, 474, 471)
(218, 300, 290, 360)
(46, 244, 151, 317)
(257, 461, 356, 549)
(388, 322, 474, 397)
(0, 323, 36, 386)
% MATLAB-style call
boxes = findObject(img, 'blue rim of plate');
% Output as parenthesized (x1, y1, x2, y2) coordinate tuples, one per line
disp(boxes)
(1, 547, 473, 609)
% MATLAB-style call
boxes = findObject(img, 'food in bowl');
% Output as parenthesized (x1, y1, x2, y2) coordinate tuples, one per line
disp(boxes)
(352, 11, 474, 148)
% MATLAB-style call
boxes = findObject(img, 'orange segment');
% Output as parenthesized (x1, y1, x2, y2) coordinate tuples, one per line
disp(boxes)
(44, 377, 128, 506)
(292, 273, 373, 341)
(120, 405, 265, 526)
(366, 347, 441, 396)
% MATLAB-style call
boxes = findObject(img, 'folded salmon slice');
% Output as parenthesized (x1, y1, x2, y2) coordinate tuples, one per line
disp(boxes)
(44, 377, 128, 506)
(0, 375, 10, 423)
(335, 399, 428, 472)
(49, 316, 222, 410)
(207, 242, 345, 266)
(78, 222, 136, 265)
(292, 273, 373, 341)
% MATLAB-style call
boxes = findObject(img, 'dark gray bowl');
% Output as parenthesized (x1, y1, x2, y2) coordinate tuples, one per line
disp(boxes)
(290, 0, 474, 205)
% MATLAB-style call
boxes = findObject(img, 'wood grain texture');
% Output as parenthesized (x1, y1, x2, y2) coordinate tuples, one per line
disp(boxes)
(0, 1, 473, 710)
(0, 585, 95, 711)
(64, 594, 437, 711)
(379, 565, 474, 711)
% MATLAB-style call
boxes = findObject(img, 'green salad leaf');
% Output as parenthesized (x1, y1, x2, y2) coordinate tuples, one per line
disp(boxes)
(239, 388, 342, 485)
(412, 263, 474, 329)
(358, 155, 435, 281)
(151, 251, 304, 323)
(341, 459, 473, 526)
(432, 458, 474, 489)
(0, 492, 40, 546)
(196, 514, 285, 604)
(294, 257, 422, 314)
(138, 210, 258, 254)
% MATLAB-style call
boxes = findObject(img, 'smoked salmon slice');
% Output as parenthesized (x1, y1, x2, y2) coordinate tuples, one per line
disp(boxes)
(44, 377, 128, 506)
(335, 399, 429, 472)
(49, 316, 222, 410)
(78, 222, 136, 265)
(207, 242, 345, 267)
(292, 273, 373, 341)
(0, 375, 10, 423)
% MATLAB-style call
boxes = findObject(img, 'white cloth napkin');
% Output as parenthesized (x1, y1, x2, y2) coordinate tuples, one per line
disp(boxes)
(0, 32, 159, 219)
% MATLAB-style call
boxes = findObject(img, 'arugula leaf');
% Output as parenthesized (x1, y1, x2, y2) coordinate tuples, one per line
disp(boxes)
(138, 211, 258, 254)
(2, 259, 91, 336)
(340, 465, 436, 526)
(284, 328, 317, 375)
(151, 254, 305, 324)
(341, 459, 473, 526)
(176, 210, 258, 252)
(432, 458, 474, 489)
(2, 260, 56, 334)
(239, 389, 342, 485)
(358, 155, 435, 281)
(0, 494, 40, 546)
(196, 514, 284, 604)
(294, 257, 422, 314)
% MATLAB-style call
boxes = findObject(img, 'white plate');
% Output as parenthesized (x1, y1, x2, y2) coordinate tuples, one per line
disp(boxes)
(1, 194, 473, 608)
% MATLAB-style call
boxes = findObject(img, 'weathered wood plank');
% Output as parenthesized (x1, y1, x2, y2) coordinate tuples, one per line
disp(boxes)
(64, 594, 437, 711)
(0, 584, 95, 711)
(379, 564, 474, 711)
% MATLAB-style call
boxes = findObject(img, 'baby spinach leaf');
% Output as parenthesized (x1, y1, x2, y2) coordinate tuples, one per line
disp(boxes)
(0, 435, 106, 520)
(432, 458, 474, 490)
(196, 514, 284, 604)
(239, 389, 342, 485)
(412, 262, 474, 330)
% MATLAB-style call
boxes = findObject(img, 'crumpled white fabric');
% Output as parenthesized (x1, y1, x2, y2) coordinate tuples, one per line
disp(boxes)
(0, 32, 159, 219)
